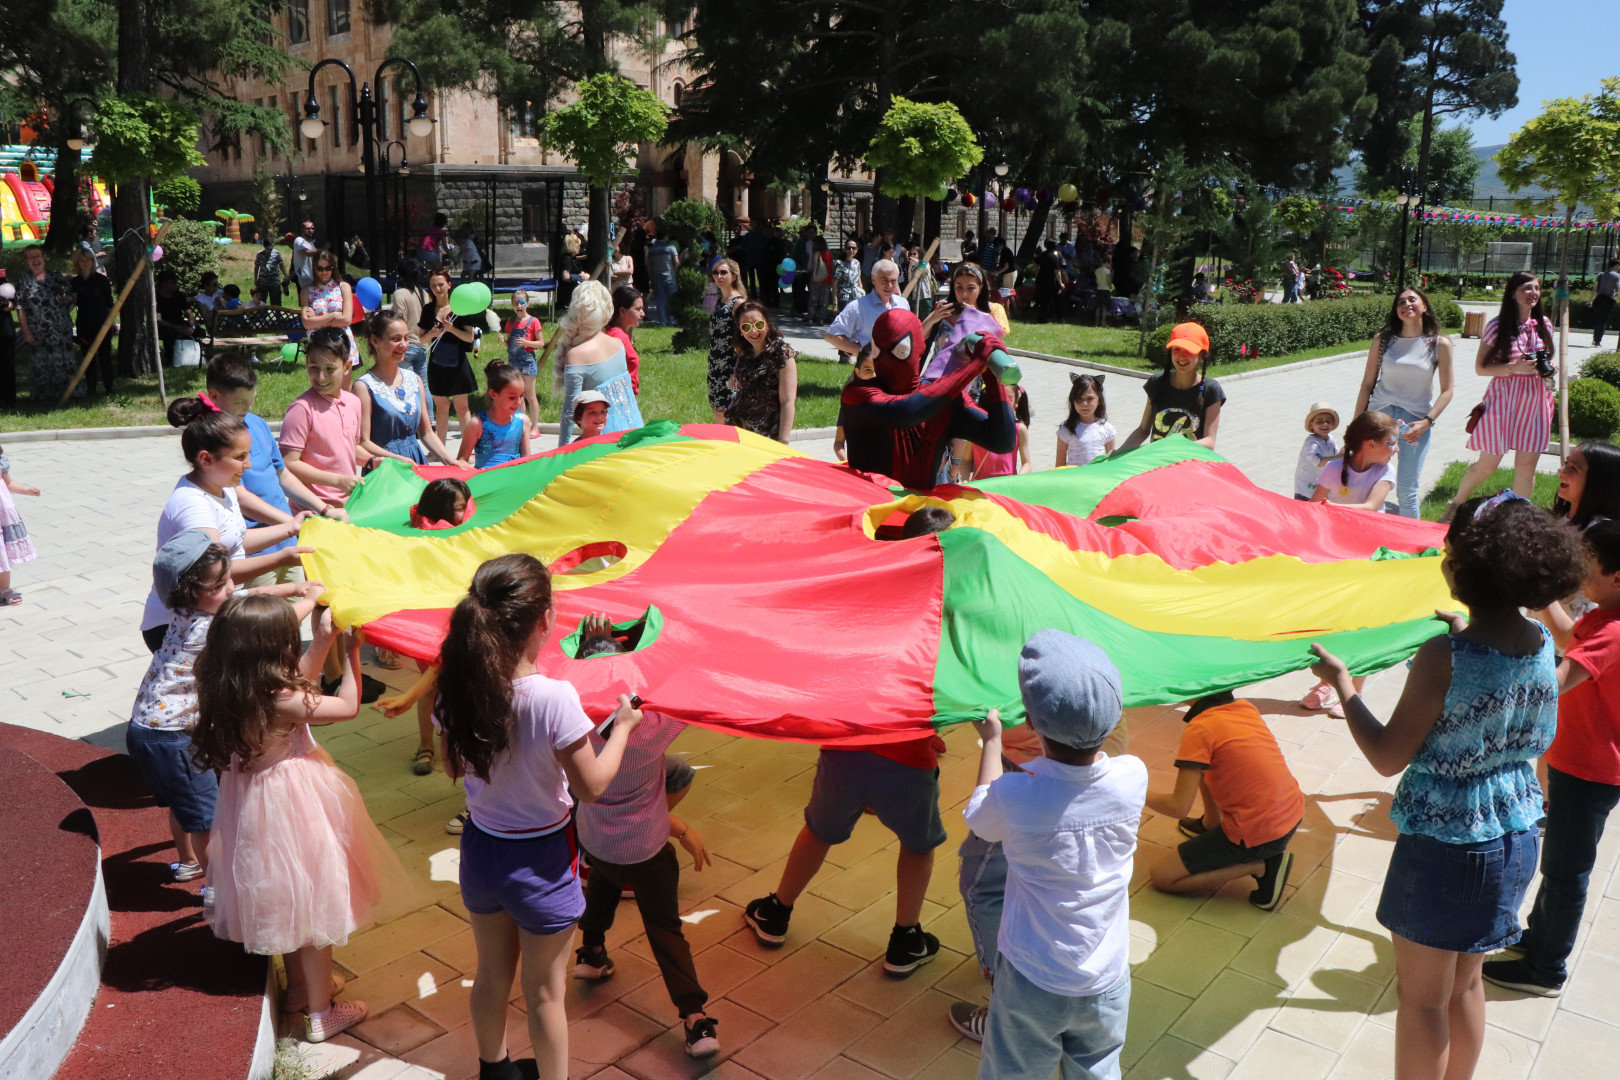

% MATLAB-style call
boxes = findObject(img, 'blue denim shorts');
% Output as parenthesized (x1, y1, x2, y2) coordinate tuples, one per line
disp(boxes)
(459, 820, 585, 936)
(506, 343, 539, 376)
(803, 749, 947, 852)
(126, 723, 218, 833)
(1376, 829, 1538, 953)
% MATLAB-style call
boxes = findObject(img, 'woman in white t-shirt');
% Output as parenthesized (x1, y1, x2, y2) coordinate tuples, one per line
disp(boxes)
(1055, 373, 1117, 467)
(433, 553, 641, 1080)
(140, 396, 310, 652)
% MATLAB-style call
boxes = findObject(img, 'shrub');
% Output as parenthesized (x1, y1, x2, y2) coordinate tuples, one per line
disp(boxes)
(1145, 294, 1463, 365)
(1580, 351, 1620, 390)
(660, 199, 726, 261)
(1568, 378, 1620, 438)
(670, 266, 711, 353)
(159, 217, 222, 296)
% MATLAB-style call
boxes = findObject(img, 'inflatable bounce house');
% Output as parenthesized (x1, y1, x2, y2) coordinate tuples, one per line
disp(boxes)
(0, 148, 111, 247)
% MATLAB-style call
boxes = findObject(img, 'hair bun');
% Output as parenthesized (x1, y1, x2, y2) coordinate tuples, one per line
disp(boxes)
(166, 395, 210, 427)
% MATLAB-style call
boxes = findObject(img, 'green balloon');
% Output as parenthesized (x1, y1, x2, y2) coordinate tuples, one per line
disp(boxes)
(279, 342, 299, 363)
(450, 282, 493, 317)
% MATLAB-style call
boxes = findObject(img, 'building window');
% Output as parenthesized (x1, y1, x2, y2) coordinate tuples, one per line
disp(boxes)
(329, 85, 344, 148)
(287, 0, 309, 45)
(513, 101, 540, 138)
(666, 14, 688, 39)
(377, 79, 390, 140)
(672, 82, 684, 110)
(328, 0, 350, 35)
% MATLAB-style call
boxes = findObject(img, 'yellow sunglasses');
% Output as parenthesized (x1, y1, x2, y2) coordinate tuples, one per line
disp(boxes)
(739, 319, 768, 333)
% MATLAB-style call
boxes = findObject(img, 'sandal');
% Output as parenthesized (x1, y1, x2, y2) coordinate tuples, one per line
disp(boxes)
(0, 589, 21, 606)
(412, 746, 435, 776)
(373, 647, 403, 670)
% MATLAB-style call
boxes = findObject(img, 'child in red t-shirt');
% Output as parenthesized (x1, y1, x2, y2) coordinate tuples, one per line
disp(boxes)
(1145, 692, 1304, 910)
(1484, 520, 1620, 995)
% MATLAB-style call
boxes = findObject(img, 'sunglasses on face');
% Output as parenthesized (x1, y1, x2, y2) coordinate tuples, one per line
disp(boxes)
(740, 319, 768, 333)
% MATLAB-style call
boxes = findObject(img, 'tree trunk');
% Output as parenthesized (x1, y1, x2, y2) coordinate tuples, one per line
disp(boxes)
(1413, 42, 1440, 276)
(1558, 205, 1575, 324)
(44, 137, 82, 258)
(923, 197, 942, 246)
(588, 185, 610, 275)
(1017, 202, 1052, 260)
(114, 0, 156, 378)
(811, 185, 828, 233)
(895, 195, 916, 242)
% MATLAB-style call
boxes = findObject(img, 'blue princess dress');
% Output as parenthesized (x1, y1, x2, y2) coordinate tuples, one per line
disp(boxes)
(558, 342, 644, 445)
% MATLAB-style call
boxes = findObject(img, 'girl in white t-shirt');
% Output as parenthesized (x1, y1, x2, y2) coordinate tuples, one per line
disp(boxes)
(434, 553, 641, 1080)
(140, 395, 311, 652)
(1055, 373, 1117, 467)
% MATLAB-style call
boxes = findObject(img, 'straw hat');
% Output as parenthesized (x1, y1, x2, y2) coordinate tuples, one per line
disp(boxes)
(1304, 402, 1339, 432)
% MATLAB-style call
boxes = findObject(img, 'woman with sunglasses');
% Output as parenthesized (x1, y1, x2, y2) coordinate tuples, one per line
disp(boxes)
(301, 250, 359, 387)
(706, 258, 748, 421)
(724, 302, 798, 443)
(418, 266, 481, 448)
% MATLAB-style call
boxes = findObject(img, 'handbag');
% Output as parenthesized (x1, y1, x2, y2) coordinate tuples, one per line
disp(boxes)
(1465, 401, 1486, 434)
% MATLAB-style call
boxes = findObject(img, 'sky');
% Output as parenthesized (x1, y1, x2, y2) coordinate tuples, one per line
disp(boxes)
(1468, 0, 1613, 147)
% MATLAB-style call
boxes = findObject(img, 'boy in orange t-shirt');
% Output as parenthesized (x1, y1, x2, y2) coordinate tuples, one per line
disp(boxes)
(1484, 521, 1620, 996)
(1146, 692, 1304, 910)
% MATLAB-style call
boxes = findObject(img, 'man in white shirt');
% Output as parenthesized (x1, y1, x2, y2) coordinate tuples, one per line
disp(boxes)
(824, 258, 911, 358)
(964, 630, 1146, 1080)
(292, 220, 318, 294)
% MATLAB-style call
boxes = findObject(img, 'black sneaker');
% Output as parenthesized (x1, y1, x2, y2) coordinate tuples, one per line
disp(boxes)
(883, 924, 941, 975)
(1482, 956, 1561, 997)
(683, 1014, 720, 1057)
(744, 893, 792, 945)
(323, 673, 388, 704)
(1249, 850, 1294, 910)
(1177, 817, 1207, 839)
(572, 945, 614, 980)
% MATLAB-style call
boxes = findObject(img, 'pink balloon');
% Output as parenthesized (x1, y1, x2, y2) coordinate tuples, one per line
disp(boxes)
(151, 245, 164, 262)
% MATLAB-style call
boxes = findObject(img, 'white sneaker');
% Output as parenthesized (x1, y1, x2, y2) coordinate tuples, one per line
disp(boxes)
(305, 999, 367, 1043)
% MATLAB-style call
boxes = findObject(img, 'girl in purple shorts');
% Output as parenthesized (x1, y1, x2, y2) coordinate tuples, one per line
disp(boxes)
(434, 553, 642, 1080)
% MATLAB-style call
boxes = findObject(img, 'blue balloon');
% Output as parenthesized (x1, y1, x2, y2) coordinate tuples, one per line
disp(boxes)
(779, 273, 794, 288)
(355, 276, 383, 311)
(779, 258, 797, 273)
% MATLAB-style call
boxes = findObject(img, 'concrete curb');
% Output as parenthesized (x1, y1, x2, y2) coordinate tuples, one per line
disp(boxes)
(1006, 346, 1367, 383)
(4, 419, 840, 445)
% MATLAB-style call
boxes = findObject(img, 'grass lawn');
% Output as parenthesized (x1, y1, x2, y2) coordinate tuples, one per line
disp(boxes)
(0, 324, 853, 433)
(1418, 459, 1562, 521)
(1002, 319, 1372, 376)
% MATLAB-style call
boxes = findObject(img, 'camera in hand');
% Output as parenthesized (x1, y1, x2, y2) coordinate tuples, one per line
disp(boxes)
(1535, 348, 1554, 379)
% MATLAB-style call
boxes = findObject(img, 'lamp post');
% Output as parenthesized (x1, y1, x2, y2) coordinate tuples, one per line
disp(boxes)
(63, 97, 96, 152)
(299, 57, 435, 282)
(1395, 191, 1412, 287)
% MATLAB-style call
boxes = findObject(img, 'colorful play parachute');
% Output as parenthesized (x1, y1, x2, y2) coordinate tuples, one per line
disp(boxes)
(302, 423, 1451, 746)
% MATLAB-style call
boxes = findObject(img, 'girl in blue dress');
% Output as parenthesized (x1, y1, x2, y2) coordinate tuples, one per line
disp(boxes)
(551, 281, 644, 445)
(459, 361, 531, 468)
(356, 311, 455, 466)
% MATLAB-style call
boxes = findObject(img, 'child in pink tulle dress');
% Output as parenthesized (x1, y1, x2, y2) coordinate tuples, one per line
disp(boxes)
(193, 594, 414, 1044)
(0, 446, 40, 605)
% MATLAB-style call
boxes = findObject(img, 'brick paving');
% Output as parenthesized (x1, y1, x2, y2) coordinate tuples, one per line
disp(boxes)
(4, 311, 1618, 1080)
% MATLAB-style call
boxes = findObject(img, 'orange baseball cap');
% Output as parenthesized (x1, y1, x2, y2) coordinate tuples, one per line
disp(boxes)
(1166, 322, 1210, 354)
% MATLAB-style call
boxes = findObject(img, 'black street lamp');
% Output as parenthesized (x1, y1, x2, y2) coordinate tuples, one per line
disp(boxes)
(1395, 187, 1413, 288)
(300, 57, 435, 281)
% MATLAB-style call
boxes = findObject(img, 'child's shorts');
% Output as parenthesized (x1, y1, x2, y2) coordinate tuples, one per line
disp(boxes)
(126, 723, 218, 833)
(459, 820, 585, 936)
(803, 749, 947, 852)
(1179, 821, 1298, 876)
(1376, 829, 1537, 953)
(506, 346, 539, 377)
(665, 755, 695, 796)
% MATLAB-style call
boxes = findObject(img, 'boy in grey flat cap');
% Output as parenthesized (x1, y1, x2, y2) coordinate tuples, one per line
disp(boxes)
(964, 629, 1146, 1080)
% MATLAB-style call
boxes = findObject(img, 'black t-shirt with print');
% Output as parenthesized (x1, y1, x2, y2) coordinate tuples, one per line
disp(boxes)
(1143, 371, 1226, 441)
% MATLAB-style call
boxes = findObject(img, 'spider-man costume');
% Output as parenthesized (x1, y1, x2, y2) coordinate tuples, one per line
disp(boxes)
(839, 308, 1016, 489)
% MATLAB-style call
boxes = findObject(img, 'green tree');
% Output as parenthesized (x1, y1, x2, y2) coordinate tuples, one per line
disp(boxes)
(1354, 118, 1480, 203)
(92, 95, 207, 187)
(539, 73, 668, 273)
(250, 168, 283, 239)
(660, 198, 726, 259)
(1354, 2, 1517, 210)
(865, 98, 982, 199)
(1496, 80, 1620, 319)
(384, 0, 662, 268)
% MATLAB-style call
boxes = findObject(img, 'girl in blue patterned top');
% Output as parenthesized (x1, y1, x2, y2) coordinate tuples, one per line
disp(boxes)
(1309, 492, 1586, 1080)
(458, 361, 530, 468)
(356, 310, 455, 467)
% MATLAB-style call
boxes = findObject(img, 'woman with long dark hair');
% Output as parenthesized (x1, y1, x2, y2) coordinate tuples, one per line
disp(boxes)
(1441, 272, 1556, 519)
(418, 266, 481, 447)
(705, 258, 748, 420)
(434, 554, 639, 1080)
(1353, 286, 1455, 517)
(724, 300, 798, 442)
(606, 285, 644, 394)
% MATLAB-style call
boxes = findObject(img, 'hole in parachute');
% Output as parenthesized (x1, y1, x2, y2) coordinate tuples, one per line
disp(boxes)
(1095, 515, 1138, 527)
(548, 541, 628, 575)
(560, 605, 665, 659)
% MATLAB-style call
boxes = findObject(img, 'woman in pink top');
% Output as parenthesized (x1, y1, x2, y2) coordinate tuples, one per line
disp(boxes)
(280, 330, 366, 505)
(607, 285, 644, 394)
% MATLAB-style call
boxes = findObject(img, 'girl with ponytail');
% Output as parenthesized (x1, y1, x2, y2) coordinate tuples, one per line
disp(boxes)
(139, 393, 312, 652)
(433, 553, 641, 1080)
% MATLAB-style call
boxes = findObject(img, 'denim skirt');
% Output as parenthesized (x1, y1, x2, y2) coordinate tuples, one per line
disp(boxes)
(1376, 828, 1537, 953)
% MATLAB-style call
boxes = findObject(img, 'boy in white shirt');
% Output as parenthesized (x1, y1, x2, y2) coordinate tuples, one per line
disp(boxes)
(964, 630, 1146, 1080)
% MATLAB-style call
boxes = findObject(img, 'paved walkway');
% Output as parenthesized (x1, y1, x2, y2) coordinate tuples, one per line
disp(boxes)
(4, 317, 1618, 1080)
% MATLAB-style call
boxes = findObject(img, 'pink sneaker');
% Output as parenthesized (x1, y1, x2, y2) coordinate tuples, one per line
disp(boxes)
(305, 1000, 367, 1043)
(1299, 684, 1339, 712)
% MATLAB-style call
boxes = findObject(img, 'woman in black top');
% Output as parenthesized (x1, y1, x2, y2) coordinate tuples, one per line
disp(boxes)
(70, 248, 116, 394)
(417, 266, 481, 446)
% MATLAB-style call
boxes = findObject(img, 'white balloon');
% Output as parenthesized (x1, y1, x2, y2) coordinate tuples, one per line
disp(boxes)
(0, 283, 14, 300)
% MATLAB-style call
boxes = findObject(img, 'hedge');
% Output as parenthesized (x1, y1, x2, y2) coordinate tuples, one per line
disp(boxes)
(1568, 378, 1620, 438)
(1146, 295, 1465, 365)
(1581, 351, 1620, 390)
